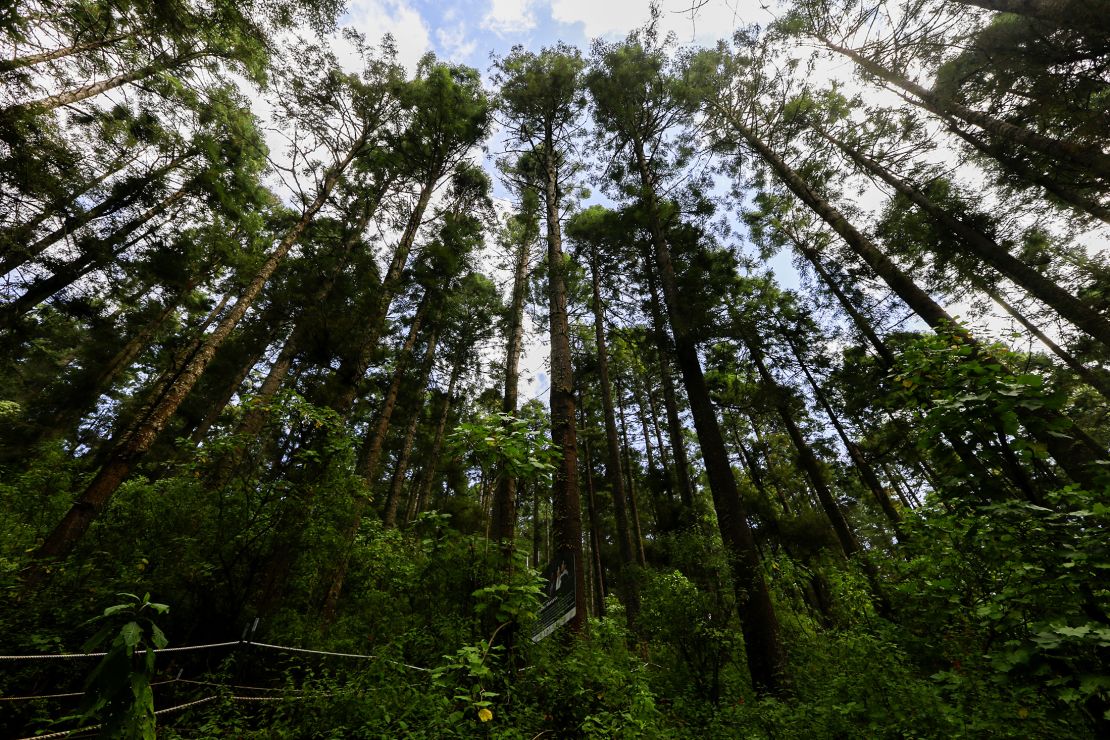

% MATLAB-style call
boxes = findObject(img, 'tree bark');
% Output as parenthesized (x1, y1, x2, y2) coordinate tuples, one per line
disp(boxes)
(382, 328, 439, 527)
(0, 34, 128, 72)
(410, 361, 461, 523)
(643, 267, 696, 511)
(820, 129, 1110, 350)
(747, 339, 860, 557)
(588, 244, 638, 579)
(616, 384, 647, 566)
(1, 185, 189, 328)
(541, 129, 585, 633)
(579, 409, 607, 619)
(4, 50, 208, 117)
(986, 286, 1110, 401)
(787, 337, 903, 527)
(730, 118, 1107, 490)
(632, 137, 785, 694)
(819, 36, 1110, 180)
(954, 0, 1110, 36)
(0, 151, 196, 275)
(941, 115, 1110, 225)
(319, 295, 432, 622)
(490, 225, 532, 543)
(27, 131, 365, 570)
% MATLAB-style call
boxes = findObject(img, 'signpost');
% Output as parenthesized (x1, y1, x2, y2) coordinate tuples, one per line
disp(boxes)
(530, 553, 576, 642)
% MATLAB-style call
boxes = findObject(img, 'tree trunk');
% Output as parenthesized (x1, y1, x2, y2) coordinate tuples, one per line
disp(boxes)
(0, 151, 196, 275)
(588, 245, 638, 583)
(987, 286, 1110, 401)
(632, 138, 785, 694)
(821, 129, 1110, 350)
(787, 338, 903, 527)
(795, 242, 897, 367)
(818, 36, 1110, 180)
(643, 267, 696, 511)
(541, 131, 585, 633)
(0, 34, 128, 72)
(382, 328, 439, 527)
(319, 296, 432, 622)
(410, 361, 461, 523)
(490, 226, 531, 543)
(27, 132, 365, 570)
(579, 414, 607, 619)
(747, 339, 860, 557)
(1, 185, 189, 328)
(5, 50, 207, 117)
(941, 115, 1110, 225)
(616, 386, 647, 566)
(233, 195, 380, 444)
(954, 0, 1110, 36)
(731, 119, 1107, 490)
(326, 174, 436, 417)
(0, 148, 142, 259)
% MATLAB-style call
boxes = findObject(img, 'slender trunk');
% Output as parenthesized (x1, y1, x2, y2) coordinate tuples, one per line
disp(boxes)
(234, 195, 380, 442)
(319, 296, 432, 622)
(0, 34, 127, 71)
(588, 245, 637, 580)
(821, 129, 1110, 350)
(643, 268, 696, 511)
(5, 51, 206, 117)
(541, 131, 585, 633)
(27, 132, 364, 569)
(0, 149, 141, 259)
(491, 229, 531, 543)
(382, 328, 439, 527)
(22, 295, 181, 452)
(733, 416, 793, 516)
(942, 115, 1110, 225)
(532, 483, 542, 568)
(730, 119, 1107, 490)
(743, 431, 789, 514)
(616, 386, 647, 566)
(326, 174, 436, 416)
(411, 361, 461, 522)
(632, 138, 785, 693)
(796, 242, 897, 366)
(819, 37, 1110, 179)
(579, 413, 606, 618)
(0, 151, 196, 274)
(987, 287, 1110, 401)
(954, 0, 1110, 36)
(188, 334, 270, 445)
(747, 340, 859, 557)
(787, 339, 903, 526)
(1, 186, 188, 327)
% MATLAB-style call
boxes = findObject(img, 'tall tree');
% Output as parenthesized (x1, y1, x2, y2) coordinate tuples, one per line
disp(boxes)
(493, 43, 588, 631)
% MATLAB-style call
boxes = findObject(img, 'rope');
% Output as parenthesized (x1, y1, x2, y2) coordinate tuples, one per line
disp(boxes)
(1, 679, 182, 702)
(15, 695, 218, 740)
(0, 640, 240, 662)
(246, 641, 378, 660)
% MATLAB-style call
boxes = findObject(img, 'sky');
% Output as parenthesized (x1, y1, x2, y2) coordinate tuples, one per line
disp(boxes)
(315, 1, 1078, 405)
(336, 0, 775, 74)
(327, 1, 783, 402)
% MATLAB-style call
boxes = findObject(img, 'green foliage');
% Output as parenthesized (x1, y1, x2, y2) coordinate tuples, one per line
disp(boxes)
(448, 410, 560, 488)
(66, 593, 169, 739)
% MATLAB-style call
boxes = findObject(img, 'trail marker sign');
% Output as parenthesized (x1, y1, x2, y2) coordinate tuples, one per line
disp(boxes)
(531, 553, 576, 642)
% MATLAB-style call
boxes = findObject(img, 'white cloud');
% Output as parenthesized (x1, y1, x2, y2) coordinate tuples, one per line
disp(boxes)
(482, 0, 540, 36)
(338, 0, 433, 74)
(436, 23, 478, 60)
(549, 0, 767, 45)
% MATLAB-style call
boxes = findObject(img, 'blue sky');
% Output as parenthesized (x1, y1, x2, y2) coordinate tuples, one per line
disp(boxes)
(330, 1, 797, 401)
(339, 0, 775, 75)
